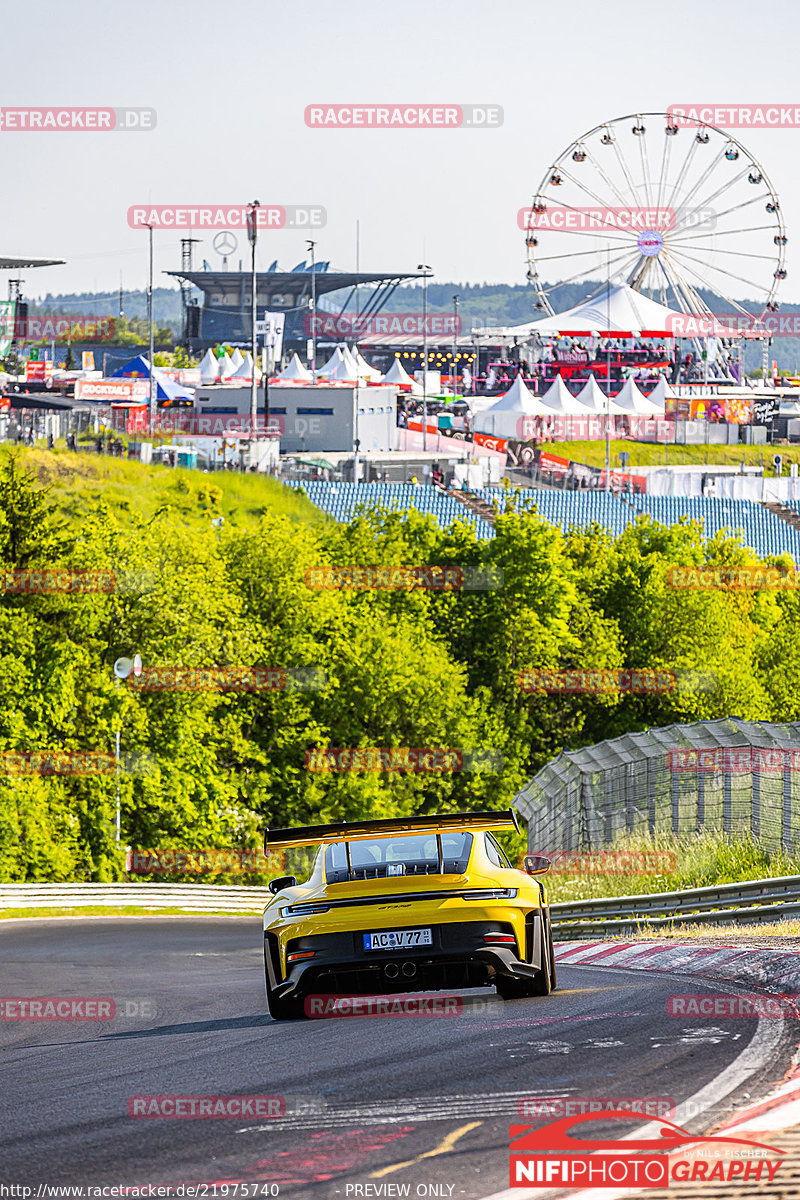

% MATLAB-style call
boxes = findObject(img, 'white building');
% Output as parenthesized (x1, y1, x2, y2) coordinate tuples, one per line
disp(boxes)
(192, 383, 397, 454)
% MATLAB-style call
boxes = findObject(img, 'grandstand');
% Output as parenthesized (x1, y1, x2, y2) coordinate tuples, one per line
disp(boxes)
(286, 481, 495, 540)
(286, 481, 800, 562)
(475, 488, 800, 562)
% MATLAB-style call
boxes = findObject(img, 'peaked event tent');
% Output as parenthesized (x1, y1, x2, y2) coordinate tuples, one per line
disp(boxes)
(278, 353, 312, 382)
(508, 283, 696, 339)
(316, 347, 347, 379)
(645, 376, 675, 409)
(229, 348, 244, 369)
(540, 374, 591, 415)
(473, 375, 561, 437)
(383, 356, 415, 387)
(317, 347, 359, 382)
(575, 374, 631, 416)
(199, 349, 220, 385)
(111, 355, 193, 402)
(614, 377, 664, 415)
(217, 352, 236, 380)
(230, 352, 262, 381)
(351, 347, 384, 382)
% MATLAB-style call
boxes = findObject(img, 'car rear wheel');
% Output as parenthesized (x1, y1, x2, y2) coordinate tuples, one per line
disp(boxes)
(528, 915, 556, 995)
(496, 912, 555, 1000)
(264, 948, 306, 1021)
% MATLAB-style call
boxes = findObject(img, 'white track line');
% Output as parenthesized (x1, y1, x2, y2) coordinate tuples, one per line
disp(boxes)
(478, 972, 788, 1200)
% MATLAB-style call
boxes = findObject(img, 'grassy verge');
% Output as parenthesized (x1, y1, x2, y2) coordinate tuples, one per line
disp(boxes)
(0, 906, 263, 919)
(544, 440, 791, 472)
(619, 919, 800, 939)
(543, 830, 800, 905)
(5, 446, 326, 531)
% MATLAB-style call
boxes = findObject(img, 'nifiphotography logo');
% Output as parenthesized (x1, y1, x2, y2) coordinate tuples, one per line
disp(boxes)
(509, 1112, 784, 1188)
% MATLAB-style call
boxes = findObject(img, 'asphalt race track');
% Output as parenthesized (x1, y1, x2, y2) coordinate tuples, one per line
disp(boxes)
(1, 918, 794, 1199)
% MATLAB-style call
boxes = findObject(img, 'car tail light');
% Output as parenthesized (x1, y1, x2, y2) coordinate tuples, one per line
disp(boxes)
(286, 950, 316, 963)
(465, 888, 518, 900)
(483, 933, 517, 944)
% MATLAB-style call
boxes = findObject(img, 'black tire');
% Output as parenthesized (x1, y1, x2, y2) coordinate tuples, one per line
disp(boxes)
(495, 975, 537, 1001)
(496, 909, 554, 1000)
(547, 919, 557, 992)
(528, 911, 554, 995)
(264, 946, 305, 1021)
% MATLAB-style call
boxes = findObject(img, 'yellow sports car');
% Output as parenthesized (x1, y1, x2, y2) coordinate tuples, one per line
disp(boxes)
(262, 809, 554, 1020)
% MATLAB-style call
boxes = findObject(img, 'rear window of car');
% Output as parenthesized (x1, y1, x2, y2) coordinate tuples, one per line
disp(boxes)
(325, 832, 473, 883)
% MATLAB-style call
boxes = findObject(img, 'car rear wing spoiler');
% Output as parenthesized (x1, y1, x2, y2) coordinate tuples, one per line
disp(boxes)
(263, 808, 520, 851)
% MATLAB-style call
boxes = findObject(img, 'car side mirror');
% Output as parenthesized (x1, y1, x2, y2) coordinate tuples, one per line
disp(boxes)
(268, 875, 297, 894)
(524, 855, 551, 877)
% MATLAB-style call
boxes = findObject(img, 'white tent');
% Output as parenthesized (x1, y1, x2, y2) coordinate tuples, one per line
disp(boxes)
(230, 352, 261, 381)
(575, 374, 631, 416)
(199, 349, 220, 385)
(473, 375, 560, 437)
(322, 347, 358, 382)
(383, 356, 415, 387)
(540, 374, 591, 415)
(217, 352, 236, 380)
(229, 348, 244, 369)
(645, 376, 675, 410)
(278, 353, 312, 382)
(316, 347, 346, 379)
(518, 284, 689, 339)
(614, 377, 664, 415)
(341, 345, 361, 376)
(351, 347, 384, 382)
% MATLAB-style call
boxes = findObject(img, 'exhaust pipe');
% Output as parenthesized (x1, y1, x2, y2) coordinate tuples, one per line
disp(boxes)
(384, 962, 400, 979)
(401, 961, 417, 978)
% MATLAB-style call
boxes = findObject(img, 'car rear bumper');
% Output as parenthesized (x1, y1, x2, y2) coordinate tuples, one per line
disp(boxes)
(265, 917, 547, 998)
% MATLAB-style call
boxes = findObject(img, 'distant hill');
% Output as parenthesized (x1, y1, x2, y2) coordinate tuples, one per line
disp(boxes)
(29, 281, 800, 373)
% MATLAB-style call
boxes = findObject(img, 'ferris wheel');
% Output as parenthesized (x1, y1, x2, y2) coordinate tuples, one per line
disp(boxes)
(524, 112, 787, 323)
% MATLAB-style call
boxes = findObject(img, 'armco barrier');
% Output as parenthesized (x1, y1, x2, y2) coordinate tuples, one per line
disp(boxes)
(551, 873, 800, 937)
(0, 883, 269, 912)
(3, 875, 800, 927)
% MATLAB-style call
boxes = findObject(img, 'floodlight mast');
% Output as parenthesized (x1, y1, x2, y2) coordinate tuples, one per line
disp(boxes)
(247, 201, 260, 438)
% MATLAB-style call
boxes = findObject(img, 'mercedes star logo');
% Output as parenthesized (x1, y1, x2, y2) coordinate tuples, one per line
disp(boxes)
(213, 231, 238, 256)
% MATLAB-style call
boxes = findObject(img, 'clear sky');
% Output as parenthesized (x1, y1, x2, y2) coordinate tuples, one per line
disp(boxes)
(3, 0, 799, 309)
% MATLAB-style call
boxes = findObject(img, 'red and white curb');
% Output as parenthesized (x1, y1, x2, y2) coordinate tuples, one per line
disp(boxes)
(478, 941, 800, 1200)
(554, 938, 800, 993)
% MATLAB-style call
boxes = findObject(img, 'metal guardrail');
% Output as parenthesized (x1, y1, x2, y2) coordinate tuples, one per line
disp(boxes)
(0, 883, 269, 913)
(550, 873, 800, 937)
(3, 876, 800, 932)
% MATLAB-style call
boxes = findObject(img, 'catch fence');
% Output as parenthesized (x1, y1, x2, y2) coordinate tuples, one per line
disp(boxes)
(515, 717, 800, 854)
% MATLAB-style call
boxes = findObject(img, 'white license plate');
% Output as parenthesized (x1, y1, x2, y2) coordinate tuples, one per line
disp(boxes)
(363, 928, 432, 951)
